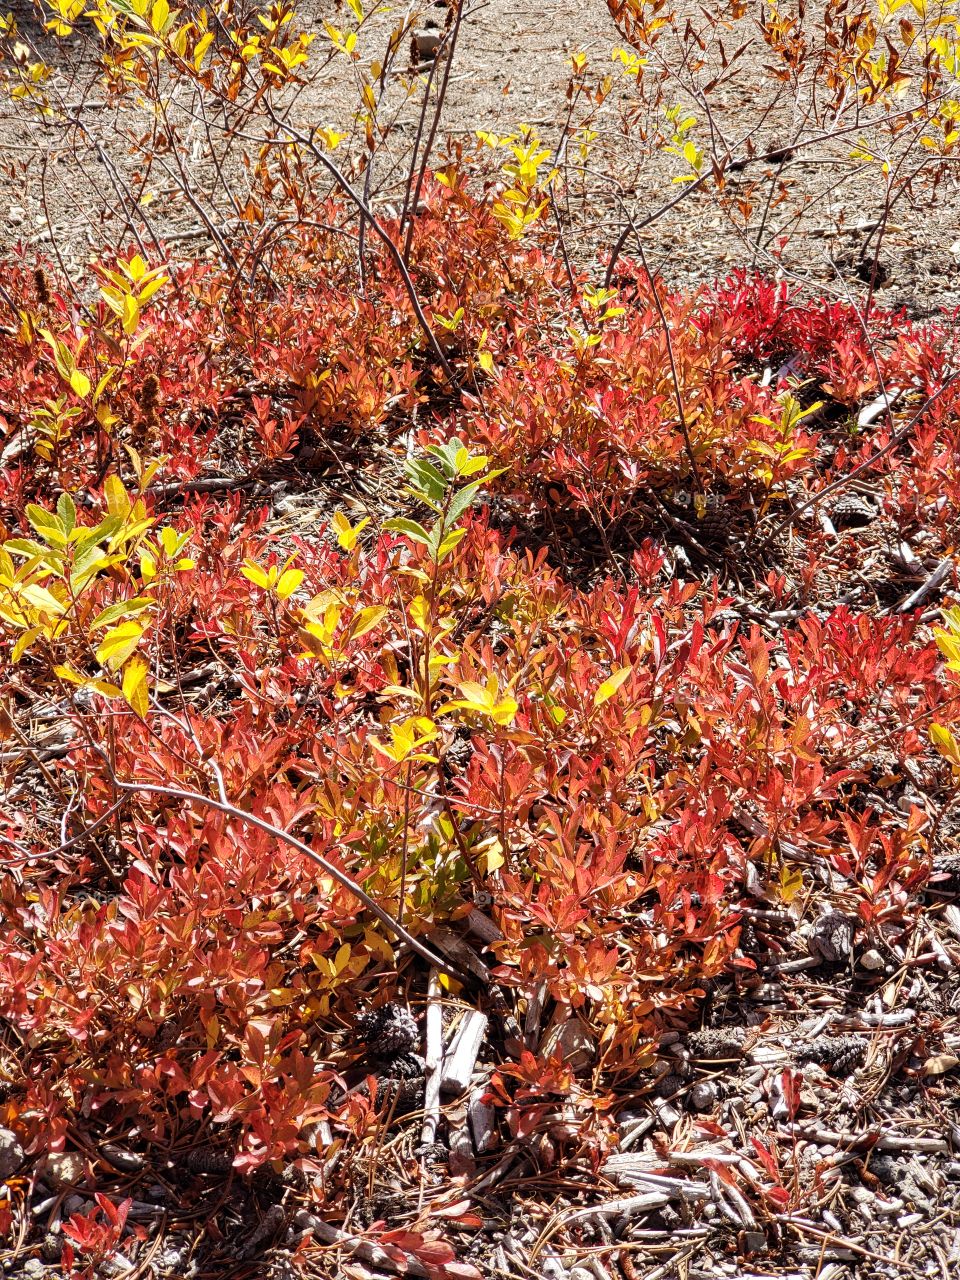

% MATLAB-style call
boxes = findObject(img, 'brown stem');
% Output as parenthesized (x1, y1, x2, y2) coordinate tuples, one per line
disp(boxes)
(92, 762, 470, 982)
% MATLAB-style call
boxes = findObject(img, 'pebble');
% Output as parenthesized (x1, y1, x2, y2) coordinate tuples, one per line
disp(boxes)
(21, 1261, 43, 1279)
(859, 948, 886, 971)
(7, 205, 24, 226)
(0, 1129, 24, 1181)
(62, 1195, 93, 1217)
(44, 1152, 85, 1188)
(689, 1080, 718, 1111)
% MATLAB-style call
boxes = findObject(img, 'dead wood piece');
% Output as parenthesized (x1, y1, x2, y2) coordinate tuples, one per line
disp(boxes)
(782, 1124, 948, 1153)
(602, 1157, 712, 1199)
(467, 1088, 497, 1154)
(890, 557, 954, 614)
(421, 971, 443, 1147)
(440, 1009, 488, 1095)
(294, 1213, 430, 1278)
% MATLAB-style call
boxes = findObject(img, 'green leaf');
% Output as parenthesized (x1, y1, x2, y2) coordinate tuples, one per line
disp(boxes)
(3, 538, 48, 560)
(405, 457, 448, 505)
(445, 481, 483, 527)
(436, 527, 467, 560)
(26, 504, 65, 541)
(91, 596, 155, 631)
(383, 517, 432, 547)
(56, 492, 77, 534)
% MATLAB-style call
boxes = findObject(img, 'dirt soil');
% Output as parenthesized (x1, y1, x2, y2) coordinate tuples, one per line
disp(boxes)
(2, 0, 959, 314)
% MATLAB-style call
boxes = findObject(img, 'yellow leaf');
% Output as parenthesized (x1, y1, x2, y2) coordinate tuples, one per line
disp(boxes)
(931, 722, 960, 766)
(121, 293, 140, 335)
(490, 695, 518, 725)
(348, 605, 388, 641)
(594, 664, 632, 706)
(69, 368, 90, 398)
(21, 583, 65, 615)
(96, 620, 144, 671)
(778, 863, 804, 904)
(240, 560, 271, 590)
(275, 568, 304, 600)
(479, 839, 504, 874)
(11, 626, 42, 662)
(331, 511, 369, 551)
(193, 30, 214, 68)
(150, 0, 169, 33)
(104, 474, 131, 520)
(122, 654, 150, 718)
(409, 593, 431, 632)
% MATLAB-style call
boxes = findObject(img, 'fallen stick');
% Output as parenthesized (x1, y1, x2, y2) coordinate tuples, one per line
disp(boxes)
(294, 1214, 430, 1278)
(441, 1009, 488, 1095)
(420, 971, 443, 1147)
(890, 557, 954, 614)
(781, 1124, 948, 1153)
(532, 1193, 673, 1264)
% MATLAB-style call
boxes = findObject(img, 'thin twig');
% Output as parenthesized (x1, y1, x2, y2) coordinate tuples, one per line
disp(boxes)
(83, 755, 471, 983)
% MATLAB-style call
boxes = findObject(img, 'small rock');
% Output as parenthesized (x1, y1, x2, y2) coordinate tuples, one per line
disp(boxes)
(7, 205, 24, 226)
(686, 1026, 746, 1060)
(0, 1129, 24, 1181)
(859, 948, 886, 971)
(412, 19, 442, 59)
(21, 1260, 44, 1279)
(40, 1233, 63, 1262)
(45, 1152, 86, 1188)
(62, 1195, 92, 1217)
(539, 1012, 595, 1073)
(741, 1230, 767, 1254)
(155, 1236, 191, 1273)
(689, 1080, 718, 1111)
(805, 908, 856, 963)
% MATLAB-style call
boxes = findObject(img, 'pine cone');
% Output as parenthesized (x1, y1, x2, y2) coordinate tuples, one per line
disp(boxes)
(692, 505, 732, 545)
(355, 1003, 419, 1061)
(830, 493, 876, 528)
(685, 1027, 746, 1060)
(798, 1034, 867, 1074)
(184, 1146, 234, 1175)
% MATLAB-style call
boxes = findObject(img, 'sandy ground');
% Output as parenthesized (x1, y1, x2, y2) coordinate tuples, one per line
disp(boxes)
(1, 0, 958, 315)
